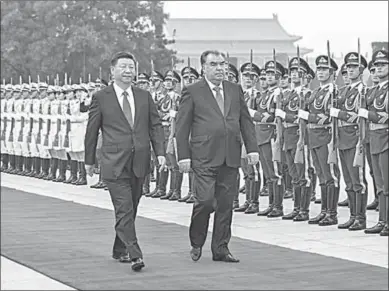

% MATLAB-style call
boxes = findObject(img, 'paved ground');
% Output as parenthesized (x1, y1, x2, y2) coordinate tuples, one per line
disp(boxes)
(1, 171, 388, 290)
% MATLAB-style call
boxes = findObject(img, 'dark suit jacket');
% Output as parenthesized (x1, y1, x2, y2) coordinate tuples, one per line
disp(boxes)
(84, 84, 164, 179)
(175, 78, 258, 169)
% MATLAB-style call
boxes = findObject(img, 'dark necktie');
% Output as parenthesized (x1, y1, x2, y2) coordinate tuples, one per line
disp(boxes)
(213, 86, 224, 116)
(122, 91, 134, 128)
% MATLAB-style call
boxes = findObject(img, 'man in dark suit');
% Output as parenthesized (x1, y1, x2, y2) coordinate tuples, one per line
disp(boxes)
(176, 50, 259, 263)
(84, 52, 165, 272)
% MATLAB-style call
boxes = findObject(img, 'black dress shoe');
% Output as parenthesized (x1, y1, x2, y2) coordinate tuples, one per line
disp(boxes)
(308, 212, 326, 224)
(318, 215, 338, 226)
(118, 253, 132, 263)
(366, 198, 379, 210)
(380, 224, 389, 236)
(186, 195, 195, 203)
(178, 192, 191, 202)
(293, 212, 309, 222)
(131, 258, 145, 271)
(348, 220, 366, 231)
(365, 221, 385, 234)
(282, 209, 299, 220)
(190, 247, 202, 261)
(234, 201, 249, 212)
(257, 206, 273, 216)
(338, 217, 355, 229)
(244, 204, 259, 214)
(212, 253, 240, 263)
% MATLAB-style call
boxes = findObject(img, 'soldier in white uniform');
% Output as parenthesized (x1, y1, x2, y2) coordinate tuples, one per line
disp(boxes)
(1, 84, 8, 171)
(42, 85, 56, 180)
(12, 84, 25, 174)
(4, 85, 16, 173)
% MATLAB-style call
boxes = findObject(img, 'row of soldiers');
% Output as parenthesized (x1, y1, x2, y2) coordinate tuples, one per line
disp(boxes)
(129, 48, 388, 237)
(0, 80, 104, 186)
(1, 48, 387, 237)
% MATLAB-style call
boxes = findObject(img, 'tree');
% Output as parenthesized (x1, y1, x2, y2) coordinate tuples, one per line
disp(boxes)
(1, 0, 176, 84)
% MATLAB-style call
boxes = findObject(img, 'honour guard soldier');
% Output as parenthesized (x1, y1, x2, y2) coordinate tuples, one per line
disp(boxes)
(359, 50, 389, 236)
(137, 73, 150, 91)
(27, 82, 41, 176)
(4, 84, 16, 173)
(12, 83, 25, 174)
(178, 65, 200, 203)
(235, 62, 261, 214)
(158, 70, 183, 201)
(340, 63, 351, 86)
(365, 60, 380, 210)
(249, 60, 286, 218)
(34, 82, 51, 178)
(330, 52, 368, 230)
(275, 56, 313, 221)
(1, 84, 8, 171)
(299, 55, 341, 226)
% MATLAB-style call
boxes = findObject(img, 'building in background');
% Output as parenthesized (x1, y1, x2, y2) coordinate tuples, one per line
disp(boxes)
(165, 14, 313, 71)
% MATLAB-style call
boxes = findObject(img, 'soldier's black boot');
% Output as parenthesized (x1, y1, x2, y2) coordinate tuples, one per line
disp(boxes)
(40, 158, 50, 179)
(16, 155, 24, 175)
(8, 155, 17, 174)
(245, 180, 260, 214)
(283, 186, 301, 220)
(338, 191, 356, 229)
(235, 178, 250, 212)
(75, 162, 87, 185)
(319, 185, 339, 226)
(147, 170, 160, 197)
(309, 185, 327, 224)
(309, 168, 318, 202)
(142, 174, 150, 195)
(379, 196, 388, 236)
(365, 193, 386, 234)
(283, 168, 293, 199)
(65, 160, 78, 184)
(268, 182, 284, 218)
(257, 181, 274, 216)
(1, 154, 9, 172)
(161, 169, 175, 200)
(26, 157, 34, 176)
(294, 185, 311, 221)
(32, 157, 41, 177)
(366, 197, 379, 210)
(54, 160, 66, 182)
(186, 171, 196, 203)
(338, 197, 349, 207)
(46, 158, 58, 180)
(152, 169, 168, 198)
(179, 171, 192, 202)
(233, 174, 240, 209)
(349, 190, 367, 231)
(170, 171, 183, 201)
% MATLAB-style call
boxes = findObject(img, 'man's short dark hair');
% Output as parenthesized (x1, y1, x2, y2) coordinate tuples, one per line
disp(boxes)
(111, 51, 136, 67)
(200, 50, 226, 66)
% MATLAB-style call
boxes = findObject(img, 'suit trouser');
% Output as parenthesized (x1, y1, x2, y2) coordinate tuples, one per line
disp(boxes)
(105, 154, 144, 260)
(190, 163, 238, 256)
(339, 147, 368, 221)
(371, 149, 389, 223)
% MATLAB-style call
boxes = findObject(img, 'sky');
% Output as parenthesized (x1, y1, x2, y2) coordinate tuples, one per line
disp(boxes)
(164, 1, 388, 57)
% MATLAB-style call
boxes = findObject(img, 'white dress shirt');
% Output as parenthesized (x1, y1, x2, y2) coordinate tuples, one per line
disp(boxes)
(113, 83, 135, 124)
(205, 76, 224, 101)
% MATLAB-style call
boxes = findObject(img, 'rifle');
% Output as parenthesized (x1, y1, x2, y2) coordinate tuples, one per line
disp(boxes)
(1, 100, 8, 141)
(36, 102, 43, 145)
(63, 102, 71, 149)
(326, 40, 339, 188)
(26, 75, 34, 143)
(52, 103, 61, 148)
(8, 102, 15, 142)
(17, 102, 25, 142)
(43, 104, 51, 147)
(271, 49, 283, 186)
(353, 38, 367, 194)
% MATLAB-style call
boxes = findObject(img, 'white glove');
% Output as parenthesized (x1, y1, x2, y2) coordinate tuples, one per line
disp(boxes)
(169, 110, 177, 118)
(329, 108, 340, 118)
(298, 109, 309, 120)
(328, 83, 334, 92)
(357, 83, 365, 94)
(157, 156, 167, 172)
(358, 108, 369, 119)
(248, 108, 257, 118)
(274, 88, 281, 96)
(246, 152, 259, 165)
(275, 108, 286, 119)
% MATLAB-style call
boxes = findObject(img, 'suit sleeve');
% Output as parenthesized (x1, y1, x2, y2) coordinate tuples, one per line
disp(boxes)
(175, 86, 193, 162)
(84, 94, 102, 165)
(238, 86, 258, 154)
(148, 92, 165, 157)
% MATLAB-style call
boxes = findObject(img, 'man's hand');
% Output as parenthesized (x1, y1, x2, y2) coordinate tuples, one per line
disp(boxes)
(85, 164, 94, 177)
(298, 109, 309, 121)
(157, 156, 166, 172)
(178, 159, 191, 173)
(246, 152, 259, 165)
